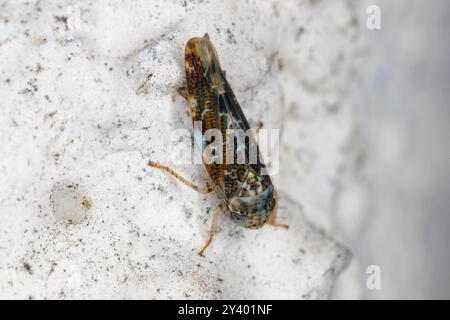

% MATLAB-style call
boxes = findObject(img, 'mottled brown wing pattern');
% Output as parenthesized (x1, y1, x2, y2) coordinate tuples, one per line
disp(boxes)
(184, 36, 271, 205)
(183, 35, 280, 231)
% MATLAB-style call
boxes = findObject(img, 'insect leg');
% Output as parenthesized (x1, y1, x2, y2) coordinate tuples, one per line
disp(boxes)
(177, 87, 189, 101)
(198, 206, 222, 256)
(177, 87, 202, 123)
(254, 121, 264, 144)
(267, 209, 289, 228)
(267, 192, 289, 228)
(255, 121, 263, 134)
(148, 161, 213, 194)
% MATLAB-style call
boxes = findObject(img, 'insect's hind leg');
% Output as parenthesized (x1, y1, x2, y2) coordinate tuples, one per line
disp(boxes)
(267, 209, 289, 228)
(267, 192, 289, 229)
(177, 87, 189, 101)
(148, 161, 213, 194)
(198, 206, 222, 256)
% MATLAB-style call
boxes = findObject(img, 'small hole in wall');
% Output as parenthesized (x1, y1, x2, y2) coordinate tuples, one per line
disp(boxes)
(50, 181, 92, 225)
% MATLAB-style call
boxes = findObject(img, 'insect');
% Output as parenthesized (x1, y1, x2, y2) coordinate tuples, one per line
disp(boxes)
(149, 33, 287, 256)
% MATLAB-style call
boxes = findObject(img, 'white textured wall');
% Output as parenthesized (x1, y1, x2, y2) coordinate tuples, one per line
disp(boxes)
(0, 0, 362, 299)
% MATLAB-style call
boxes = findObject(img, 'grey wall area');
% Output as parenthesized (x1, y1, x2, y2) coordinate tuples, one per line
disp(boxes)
(347, 0, 450, 299)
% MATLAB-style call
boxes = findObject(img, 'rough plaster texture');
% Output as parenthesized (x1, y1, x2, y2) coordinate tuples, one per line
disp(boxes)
(0, 0, 360, 299)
